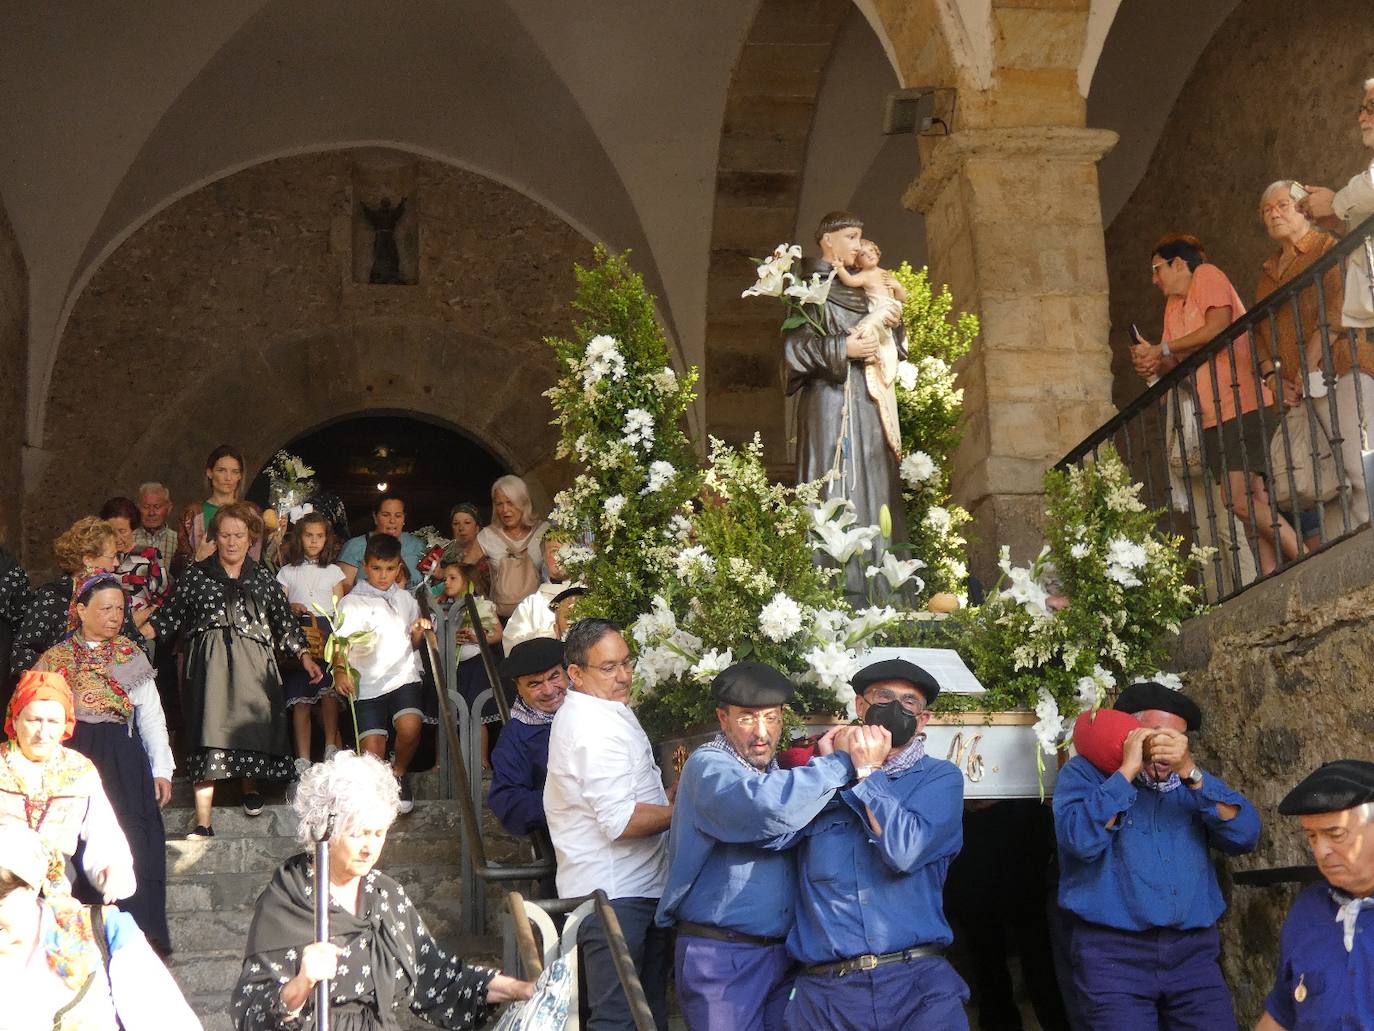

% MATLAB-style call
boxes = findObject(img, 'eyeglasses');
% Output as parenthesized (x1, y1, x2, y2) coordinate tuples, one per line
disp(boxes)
(587, 658, 636, 677)
(867, 687, 926, 715)
(731, 712, 783, 730)
(1358, 100, 1374, 118)
(1150, 262, 1166, 275)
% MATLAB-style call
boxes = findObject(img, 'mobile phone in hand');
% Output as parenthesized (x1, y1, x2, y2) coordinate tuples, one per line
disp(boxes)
(1289, 182, 1309, 204)
(1129, 323, 1145, 347)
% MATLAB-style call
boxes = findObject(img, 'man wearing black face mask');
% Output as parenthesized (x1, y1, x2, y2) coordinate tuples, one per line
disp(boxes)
(782, 658, 970, 1030)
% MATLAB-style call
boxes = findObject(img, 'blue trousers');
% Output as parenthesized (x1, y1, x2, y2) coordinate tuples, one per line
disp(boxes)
(1070, 921, 1237, 1031)
(577, 896, 670, 1030)
(785, 955, 970, 1030)
(675, 935, 792, 1031)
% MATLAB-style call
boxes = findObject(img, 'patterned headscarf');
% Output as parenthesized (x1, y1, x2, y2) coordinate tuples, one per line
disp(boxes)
(65, 571, 123, 637)
(5, 671, 76, 741)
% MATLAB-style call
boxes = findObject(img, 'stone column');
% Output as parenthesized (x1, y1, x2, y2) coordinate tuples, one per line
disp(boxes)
(904, 126, 1118, 575)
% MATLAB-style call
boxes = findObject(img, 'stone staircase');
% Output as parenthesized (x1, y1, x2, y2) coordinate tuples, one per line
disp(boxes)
(161, 795, 490, 1030)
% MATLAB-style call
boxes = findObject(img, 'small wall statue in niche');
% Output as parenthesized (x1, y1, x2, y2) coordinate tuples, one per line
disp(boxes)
(356, 195, 417, 285)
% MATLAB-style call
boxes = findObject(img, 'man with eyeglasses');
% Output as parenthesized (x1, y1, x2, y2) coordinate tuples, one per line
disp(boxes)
(545, 618, 672, 1029)
(655, 660, 876, 1030)
(783, 658, 971, 1029)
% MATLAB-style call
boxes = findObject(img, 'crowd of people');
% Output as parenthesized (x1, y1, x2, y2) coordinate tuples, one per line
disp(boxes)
(0, 72, 1368, 1031)
(1130, 79, 1374, 592)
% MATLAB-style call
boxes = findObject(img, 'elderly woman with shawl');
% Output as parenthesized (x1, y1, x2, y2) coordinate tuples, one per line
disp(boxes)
(232, 750, 533, 1030)
(33, 572, 174, 953)
(0, 670, 135, 908)
(0, 822, 197, 1029)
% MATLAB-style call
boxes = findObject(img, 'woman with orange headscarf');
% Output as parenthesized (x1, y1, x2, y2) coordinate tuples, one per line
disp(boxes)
(0, 669, 135, 908)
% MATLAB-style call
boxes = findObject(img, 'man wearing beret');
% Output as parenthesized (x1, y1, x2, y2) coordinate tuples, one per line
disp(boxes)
(1053, 681, 1260, 1029)
(486, 636, 568, 839)
(783, 657, 970, 1029)
(655, 660, 870, 1030)
(1257, 759, 1374, 1030)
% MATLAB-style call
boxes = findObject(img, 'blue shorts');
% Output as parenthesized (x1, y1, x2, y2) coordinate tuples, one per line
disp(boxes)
(355, 681, 426, 739)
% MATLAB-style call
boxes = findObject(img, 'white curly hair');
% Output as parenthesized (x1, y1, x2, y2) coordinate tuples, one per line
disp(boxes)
(290, 750, 400, 846)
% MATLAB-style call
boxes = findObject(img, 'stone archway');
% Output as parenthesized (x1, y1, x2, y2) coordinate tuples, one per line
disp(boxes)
(23, 150, 590, 570)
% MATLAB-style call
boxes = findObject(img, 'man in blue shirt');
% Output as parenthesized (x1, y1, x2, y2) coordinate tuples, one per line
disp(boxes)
(655, 661, 862, 1031)
(1053, 681, 1260, 1030)
(784, 658, 969, 1030)
(1258, 759, 1374, 1031)
(337, 493, 427, 589)
(486, 637, 567, 837)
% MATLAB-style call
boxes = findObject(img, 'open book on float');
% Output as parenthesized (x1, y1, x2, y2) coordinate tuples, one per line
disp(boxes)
(856, 647, 1056, 798)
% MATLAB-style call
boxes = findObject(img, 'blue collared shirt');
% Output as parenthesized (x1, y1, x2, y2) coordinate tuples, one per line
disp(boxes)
(786, 754, 964, 965)
(338, 531, 427, 584)
(655, 747, 853, 939)
(1265, 882, 1374, 1030)
(1053, 755, 1259, 931)
(487, 719, 551, 836)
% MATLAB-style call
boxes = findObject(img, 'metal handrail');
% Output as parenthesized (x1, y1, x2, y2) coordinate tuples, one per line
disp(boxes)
(416, 588, 555, 882)
(1059, 212, 1374, 466)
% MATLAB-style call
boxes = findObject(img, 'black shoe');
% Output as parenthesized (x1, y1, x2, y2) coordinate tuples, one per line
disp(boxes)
(186, 825, 214, 838)
(397, 775, 414, 815)
(243, 793, 265, 817)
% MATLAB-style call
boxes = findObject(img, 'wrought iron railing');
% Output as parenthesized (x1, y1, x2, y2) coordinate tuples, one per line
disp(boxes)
(1058, 213, 1374, 604)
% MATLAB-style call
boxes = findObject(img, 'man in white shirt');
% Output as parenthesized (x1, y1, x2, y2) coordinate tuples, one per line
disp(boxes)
(545, 618, 672, 1030)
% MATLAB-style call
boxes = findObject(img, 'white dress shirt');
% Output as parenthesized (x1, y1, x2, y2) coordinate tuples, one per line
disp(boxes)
(1336, 158, 1374, 327)
(544, 689, 669, 900)
(334, 581, 422, 700)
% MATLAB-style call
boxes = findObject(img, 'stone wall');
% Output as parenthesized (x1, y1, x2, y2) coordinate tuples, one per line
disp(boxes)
(24, 150, 592, 575)
(0, 200, 24, 549)
(1103, 0, 1374, 408)
(1168, 531, 1374, 1025)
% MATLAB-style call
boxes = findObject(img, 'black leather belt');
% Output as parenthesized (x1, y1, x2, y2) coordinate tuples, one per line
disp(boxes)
(675, 920, 784, 947)
(803, 944, 945, 978)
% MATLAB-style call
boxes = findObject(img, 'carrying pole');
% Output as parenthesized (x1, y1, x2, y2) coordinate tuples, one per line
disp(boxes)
(312, 813, 336, 1031)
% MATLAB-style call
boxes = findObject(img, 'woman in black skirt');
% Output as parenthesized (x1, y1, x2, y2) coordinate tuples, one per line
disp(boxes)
(145, 502, 323, 836)
(33, 573, 175, 953)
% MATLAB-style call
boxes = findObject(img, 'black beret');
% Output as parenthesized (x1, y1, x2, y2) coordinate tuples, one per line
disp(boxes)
(498, 637, 566, 680)
(548, 584, 587, 611)
(1279, 759, 1374, 816)
(712, 661, 795, 708)
(851, 658, 940, 705)
(1112, 682, 1201, 732)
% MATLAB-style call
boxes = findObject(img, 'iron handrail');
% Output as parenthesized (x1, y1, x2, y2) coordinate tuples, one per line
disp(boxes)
(1059, 211, 1374, 467)
(416, 588, 555, 882)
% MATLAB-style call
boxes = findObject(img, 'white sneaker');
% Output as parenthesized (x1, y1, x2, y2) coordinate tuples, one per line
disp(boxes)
(396, 775, 414, 815)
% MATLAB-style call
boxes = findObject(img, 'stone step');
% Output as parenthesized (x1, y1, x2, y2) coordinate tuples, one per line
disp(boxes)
(161, 798, 462, 839)
(165, 861, 466, 916)
(167, 831, 461, 875)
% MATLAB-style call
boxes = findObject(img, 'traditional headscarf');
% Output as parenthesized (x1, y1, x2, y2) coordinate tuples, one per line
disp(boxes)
(64, 571, 123, 637)
(5, 671, 76, 741)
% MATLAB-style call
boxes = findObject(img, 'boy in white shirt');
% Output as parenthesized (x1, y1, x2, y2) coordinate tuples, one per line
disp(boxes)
(332, 534, 431, 814)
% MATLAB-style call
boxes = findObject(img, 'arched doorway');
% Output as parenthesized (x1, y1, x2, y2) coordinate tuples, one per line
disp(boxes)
(245, 412, 507, 537)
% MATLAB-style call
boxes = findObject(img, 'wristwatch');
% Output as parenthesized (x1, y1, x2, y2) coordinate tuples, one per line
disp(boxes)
(1179, 767, 1203, 787)
(854, 764, 877, 781)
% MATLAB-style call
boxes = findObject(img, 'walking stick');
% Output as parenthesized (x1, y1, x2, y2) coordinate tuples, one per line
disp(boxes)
(313, 814, 336, 1031)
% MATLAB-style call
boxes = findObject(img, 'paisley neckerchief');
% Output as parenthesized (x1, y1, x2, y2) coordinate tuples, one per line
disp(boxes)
(698, 733, 779, 774)
(511, 698, 556, 726)
(881, 733, 927, 776)
(1135, 772, 1183, 793)
(39, 638, 140, 725)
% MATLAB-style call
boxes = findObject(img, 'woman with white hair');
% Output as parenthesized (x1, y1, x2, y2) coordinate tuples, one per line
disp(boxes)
(477, 475, 549, 619)
(232, 751, 533, 1029)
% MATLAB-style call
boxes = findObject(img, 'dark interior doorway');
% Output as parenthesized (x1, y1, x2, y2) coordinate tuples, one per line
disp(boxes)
(246, 413, 507, 538)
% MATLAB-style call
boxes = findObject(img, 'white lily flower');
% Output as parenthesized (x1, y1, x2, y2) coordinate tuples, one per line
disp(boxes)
(783, 268, 838, 306)
(689, 648, 733, 684)
(865, 550, 926, 591)
(811, 519, 880, 565)
(810, 496, 857, 532)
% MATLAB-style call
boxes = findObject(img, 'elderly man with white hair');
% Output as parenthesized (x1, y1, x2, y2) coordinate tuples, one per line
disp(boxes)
(1256, 759, 1374, 1031)
(232, 751, 533, 1029)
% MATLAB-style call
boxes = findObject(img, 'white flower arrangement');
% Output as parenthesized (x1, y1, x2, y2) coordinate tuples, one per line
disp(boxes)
(899, 450, 937, 488)
(581, 334, 627, 388)
(758, 592, 805, 643)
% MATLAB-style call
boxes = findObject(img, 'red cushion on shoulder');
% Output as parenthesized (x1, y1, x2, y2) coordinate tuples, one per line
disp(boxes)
(1072, 708, 1141, 776)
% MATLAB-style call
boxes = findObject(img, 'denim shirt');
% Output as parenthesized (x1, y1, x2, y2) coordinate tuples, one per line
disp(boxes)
(1053, 755, 1260, 931)
(1266, 883, 1374, 1031)
(785, 755, 964, 965)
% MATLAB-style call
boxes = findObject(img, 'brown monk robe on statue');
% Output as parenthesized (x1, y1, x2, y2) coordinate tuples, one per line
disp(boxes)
(784, 210, 909, 598)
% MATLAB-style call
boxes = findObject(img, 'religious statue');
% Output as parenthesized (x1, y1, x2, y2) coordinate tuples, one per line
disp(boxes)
(361, 196, 408, 284)
(784, 210, 909, 597)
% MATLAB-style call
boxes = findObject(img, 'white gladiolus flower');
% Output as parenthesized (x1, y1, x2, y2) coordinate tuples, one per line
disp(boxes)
(865, 551, 926, 592)
(758, 592, 805, 642)
(1032, 688, 1065, 755)
(1075, 664, 1114, 711)
(900, 451, 937, 488)
(642, 460, 676, 495)
(783, 268, 838, 306)
(895, 360, 918, 391)
(997, 546, 1050, 616)
(690, 648, 733, 684)
(630, 595, 677, 647)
